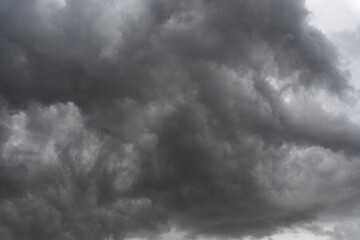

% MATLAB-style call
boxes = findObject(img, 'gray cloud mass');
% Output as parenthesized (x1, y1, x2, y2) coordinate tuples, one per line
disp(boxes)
(0, 0, 359, 239)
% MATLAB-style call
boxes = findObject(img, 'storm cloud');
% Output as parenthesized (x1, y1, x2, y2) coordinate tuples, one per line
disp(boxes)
(0, 0, 359, 239)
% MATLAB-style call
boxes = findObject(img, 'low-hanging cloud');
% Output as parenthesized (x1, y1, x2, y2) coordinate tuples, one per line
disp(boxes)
(0, 0, 359, 239)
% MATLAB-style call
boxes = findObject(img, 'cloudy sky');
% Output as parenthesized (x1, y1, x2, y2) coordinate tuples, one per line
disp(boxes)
(0, 0, 360, 239)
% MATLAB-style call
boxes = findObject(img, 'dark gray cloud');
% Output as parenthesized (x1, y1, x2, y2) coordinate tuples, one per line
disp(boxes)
(0, 0, 358, 239)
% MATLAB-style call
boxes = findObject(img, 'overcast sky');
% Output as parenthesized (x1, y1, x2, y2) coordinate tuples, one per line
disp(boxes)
(0, 0, 360, 240)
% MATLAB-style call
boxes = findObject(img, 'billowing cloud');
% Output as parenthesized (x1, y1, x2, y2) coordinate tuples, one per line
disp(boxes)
(0, 0, 359, 239)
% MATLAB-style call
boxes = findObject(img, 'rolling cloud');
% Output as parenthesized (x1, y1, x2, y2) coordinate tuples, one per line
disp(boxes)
(0, 0, 359, 239)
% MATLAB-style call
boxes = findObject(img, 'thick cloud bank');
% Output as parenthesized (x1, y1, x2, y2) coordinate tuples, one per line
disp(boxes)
(0, 0, 359, 239)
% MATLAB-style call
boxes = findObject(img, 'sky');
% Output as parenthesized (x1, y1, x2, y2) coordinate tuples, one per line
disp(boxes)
(0, 0, 360, 240)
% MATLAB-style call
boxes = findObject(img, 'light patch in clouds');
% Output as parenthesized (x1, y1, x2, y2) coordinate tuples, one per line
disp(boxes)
(306, 0, 360, 33)
(127, 227, 332, 240)
(264, 230, 329, 240)
(306, 0, 360, 90)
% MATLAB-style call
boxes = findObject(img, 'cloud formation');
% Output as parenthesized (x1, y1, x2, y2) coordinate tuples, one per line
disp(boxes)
(0, 0, 359, 239)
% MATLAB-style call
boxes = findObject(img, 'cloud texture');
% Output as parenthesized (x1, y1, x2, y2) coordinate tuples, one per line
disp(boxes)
(0, 0, 359, 239)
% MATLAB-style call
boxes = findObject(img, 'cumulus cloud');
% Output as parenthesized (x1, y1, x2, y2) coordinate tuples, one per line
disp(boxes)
(0, 0, 359, 239)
